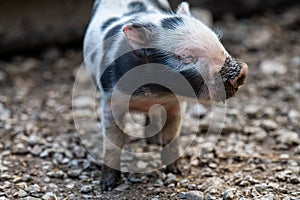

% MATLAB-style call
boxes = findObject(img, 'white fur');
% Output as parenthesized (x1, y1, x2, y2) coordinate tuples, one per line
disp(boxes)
(84, 0, 230, 96)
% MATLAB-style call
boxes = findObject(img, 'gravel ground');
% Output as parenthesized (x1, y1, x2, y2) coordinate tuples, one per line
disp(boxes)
(0, 6, 300, 200)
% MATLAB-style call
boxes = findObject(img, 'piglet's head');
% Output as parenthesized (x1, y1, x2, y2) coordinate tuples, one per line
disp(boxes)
(122, 2, 248, 102)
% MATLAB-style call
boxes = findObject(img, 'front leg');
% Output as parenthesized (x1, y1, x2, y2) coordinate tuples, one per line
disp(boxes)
(161, 101, 186, 174)
(101, 101, 126, 191)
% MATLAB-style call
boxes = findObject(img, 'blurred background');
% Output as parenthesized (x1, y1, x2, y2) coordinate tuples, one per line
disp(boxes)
(0, 0, 299, 56)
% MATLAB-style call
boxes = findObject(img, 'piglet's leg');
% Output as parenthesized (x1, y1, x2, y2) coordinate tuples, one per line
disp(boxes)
(145, 106, 164, 145)
(161, 102, 186, 174)
(101, 101, 126, 191)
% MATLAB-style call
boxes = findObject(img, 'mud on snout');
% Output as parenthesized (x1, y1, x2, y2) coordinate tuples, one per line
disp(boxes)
(210, 57, 248, 102)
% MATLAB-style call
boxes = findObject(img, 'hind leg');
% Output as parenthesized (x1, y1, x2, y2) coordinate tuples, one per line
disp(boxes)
(161, 102, 186, 174)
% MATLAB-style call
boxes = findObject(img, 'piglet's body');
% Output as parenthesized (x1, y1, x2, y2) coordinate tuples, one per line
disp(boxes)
(84, 0, 248, 191)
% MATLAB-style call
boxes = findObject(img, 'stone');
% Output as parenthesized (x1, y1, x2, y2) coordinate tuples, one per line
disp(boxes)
(42, 192, 55, 200)
(259, 60, 287, 75)
(46, 170, 65, 179)
(290, 175, 300, 184)
(277, 130, 300, 145)
(11, 143, 28, 154)
(288, 110, 300, 125)
(80, 185, 93, 193)
(18, 190, 27, 197)
(208, 163, 217, 169)
(185, 191, 203, 200)
(129, 177, 141, 183)
(260, 120, 278, 131)
(73, 146, 86, 159)
(178, 192, 186, 199)
(167, 173, 177, 180)
(30, 145, 43, 156)
(244, 105, 260, 118)
(154, 179, 164, 187)
(72, 96, 94, 108)
(53, 153, 64, 164)
(136, 161, 148, 169)
(222, 189, 234, 200)
(168, 183, 175, 188)
(0, 103, 10, 121)
(67, 169, 82, 178)
(115, 184, 130, 191)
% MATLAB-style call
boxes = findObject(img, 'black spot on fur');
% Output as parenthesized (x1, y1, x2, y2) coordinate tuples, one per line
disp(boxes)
(125, 1, 148, 16)
(128, 1, 147, 12)
(103, 19, 135, 40)
(161, 17, 183, 30)
(100, 46, 205, 98)
(104, 24, 124, 40)
(102, 17, 119, 31)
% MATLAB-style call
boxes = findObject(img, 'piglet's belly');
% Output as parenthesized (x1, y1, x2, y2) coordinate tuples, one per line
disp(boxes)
(126, 97, 178, 112)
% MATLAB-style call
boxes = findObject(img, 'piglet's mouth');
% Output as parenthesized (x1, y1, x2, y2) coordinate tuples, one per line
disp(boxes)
(210, 57, 248, 102)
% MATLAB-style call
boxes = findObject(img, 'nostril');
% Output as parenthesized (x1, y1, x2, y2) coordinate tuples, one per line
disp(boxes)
(237, 64, 248, 86)
(229, 64, 248, 88)
(237, 75, 245, 86)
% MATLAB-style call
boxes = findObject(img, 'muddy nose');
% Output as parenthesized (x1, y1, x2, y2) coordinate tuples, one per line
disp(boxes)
(230, 63, 248, 88)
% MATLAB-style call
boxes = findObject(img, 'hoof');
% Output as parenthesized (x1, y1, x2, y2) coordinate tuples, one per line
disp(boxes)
(101, 165, 122, 191)
(165, 161, 182, 175)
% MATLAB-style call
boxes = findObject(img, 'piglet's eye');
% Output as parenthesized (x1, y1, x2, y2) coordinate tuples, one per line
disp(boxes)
(177, 54, 198, 64)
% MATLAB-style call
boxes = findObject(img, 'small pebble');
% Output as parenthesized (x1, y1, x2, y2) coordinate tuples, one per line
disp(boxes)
(185, 191, 203, 200)
(277, 130, 300, 145)
(53, 152, 64, 164)
(290, 175, 300, 184)
(115, 184, 130, 191)
(42, 192, 55, 200)
(39, 150, 49, 158)
(67, 169, 82, 178)
(208, 163, 217, 169)
(178, 192, 186, 199)
(46, 170, 65, 179)
(73, 146, 86, 158)
(130, 177, 141, 183)
(154, 179, 164, 187)
(222, 189, 234, 200)
(167, 173, 176, 180)
(244, 105, 260, 118)
(11, 143, 28, 154)
(136, 160, 148, 169)
(260, 119, 278, 131)
(18, 190, 27, 198)
(73, 96, 94, 108)
(30, 145, 43, 156)
(80, 185, 93, 193)
(259, 60, 287, 75)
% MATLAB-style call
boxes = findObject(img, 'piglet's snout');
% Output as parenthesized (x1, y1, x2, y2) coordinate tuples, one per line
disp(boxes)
(230, 63, 248, 88)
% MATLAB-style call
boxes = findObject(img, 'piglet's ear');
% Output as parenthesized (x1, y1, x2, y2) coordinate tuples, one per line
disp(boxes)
(175, 48, 205, 64)
(123, 24, 153, 50)
(176, 2, 191, 16)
